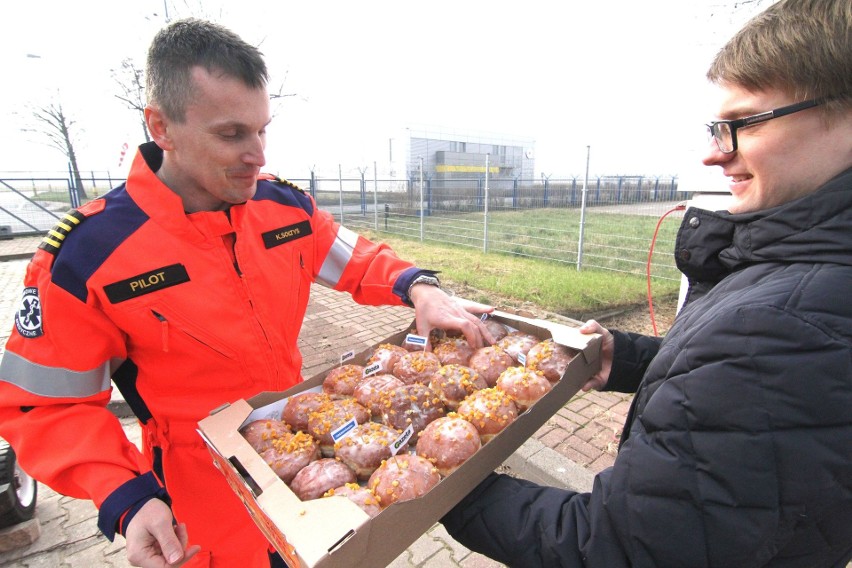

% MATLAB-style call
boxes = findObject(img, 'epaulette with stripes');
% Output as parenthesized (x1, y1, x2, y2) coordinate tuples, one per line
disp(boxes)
(258, 173, 306, 194)
(38, 200, 106, 255)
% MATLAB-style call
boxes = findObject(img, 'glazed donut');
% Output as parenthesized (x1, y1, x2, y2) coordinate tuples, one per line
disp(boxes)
(496, 331, 541, 363)
(526, 339, 577, 383)
(432, 336, 475, 366)
(415, 415, 481, 477)
(392, 351, 442, 385)
(307, 398, 371, 457)
(323, 483, 382, 518)
(428, 364, 487, 410)
(353, 373, 406, 418)
(260, 431, 321, 484)
(495, 366, 553, 411)
(282, 391, 332, 432)
(379, 383, 446, 442)
(289, 458, 357, 501)
(467, 346, 516, 387)
(366, 343, 409, 375)
(456, 387, 519, 443)
(483, 319, 509, 343)
(323, 364, 366, 398)
(368, 454, 441, 508)
(240, 418, 292, 454)
(334, 422, 406, 480)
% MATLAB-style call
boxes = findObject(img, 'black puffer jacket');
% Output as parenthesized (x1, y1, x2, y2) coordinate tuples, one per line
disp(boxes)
(443, 168, 852, 567)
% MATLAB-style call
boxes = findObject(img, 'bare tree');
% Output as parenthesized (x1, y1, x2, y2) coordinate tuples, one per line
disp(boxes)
(27, 102, 87, 202)
(111, 58, 150, 143)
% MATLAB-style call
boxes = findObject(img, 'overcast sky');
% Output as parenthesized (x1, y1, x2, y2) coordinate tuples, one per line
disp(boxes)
(1, 0, 769, 183)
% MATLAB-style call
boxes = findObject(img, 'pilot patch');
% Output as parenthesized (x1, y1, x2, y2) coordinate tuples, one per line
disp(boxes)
(104, 264, 191, 304)
(15, 287, 43, 338)
(262, 220, 312, 249)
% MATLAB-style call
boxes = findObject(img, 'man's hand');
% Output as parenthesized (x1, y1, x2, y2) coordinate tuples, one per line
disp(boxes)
(579, 319, 613, 391)
(409, 284, 495, 348)
(124, 499, 200, 567)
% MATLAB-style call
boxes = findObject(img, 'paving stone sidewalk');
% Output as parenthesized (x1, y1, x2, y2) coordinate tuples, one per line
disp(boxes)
(0, 236, 627, 567)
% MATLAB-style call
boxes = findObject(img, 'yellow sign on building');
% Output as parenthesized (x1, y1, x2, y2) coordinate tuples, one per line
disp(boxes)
(435, 165, 500, 173)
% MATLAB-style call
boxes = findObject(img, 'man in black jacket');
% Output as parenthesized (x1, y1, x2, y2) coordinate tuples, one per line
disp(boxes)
(442, 0, 852, 566)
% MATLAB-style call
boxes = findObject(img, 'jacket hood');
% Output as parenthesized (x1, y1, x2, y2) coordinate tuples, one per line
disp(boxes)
(677, 167, 852, 283)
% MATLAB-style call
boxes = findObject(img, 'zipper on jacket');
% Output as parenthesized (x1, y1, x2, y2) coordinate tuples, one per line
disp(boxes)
(152, 310, 169, 352)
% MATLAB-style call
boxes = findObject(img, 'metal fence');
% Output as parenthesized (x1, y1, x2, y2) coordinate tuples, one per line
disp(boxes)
(297, 174, 688, 282)
(0, 173, 688, 281)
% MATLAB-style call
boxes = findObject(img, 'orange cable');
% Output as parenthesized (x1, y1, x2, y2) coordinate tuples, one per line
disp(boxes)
(647, 202, 687, 336)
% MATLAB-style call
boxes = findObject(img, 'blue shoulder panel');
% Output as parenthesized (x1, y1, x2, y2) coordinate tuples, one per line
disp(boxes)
(51, 185, 149, 302)
(253, 178, 314, 216)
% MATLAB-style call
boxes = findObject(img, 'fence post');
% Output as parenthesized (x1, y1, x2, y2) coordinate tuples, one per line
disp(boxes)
(338, 164, 344, 226)
(419, 158, 424, 242)
(67, 163, 80, 208)
(512, 177, 518, 210)
(310, 169, 317, 199)
(373, 161, 378, 231)
(577, 146, 591, 271)
(483, 153, 490, 253)
(359, 168, 367, 215)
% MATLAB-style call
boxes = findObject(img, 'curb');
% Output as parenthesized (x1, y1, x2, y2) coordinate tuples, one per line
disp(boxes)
(0, 253, 34, 262)
(502, 438, 595, 492)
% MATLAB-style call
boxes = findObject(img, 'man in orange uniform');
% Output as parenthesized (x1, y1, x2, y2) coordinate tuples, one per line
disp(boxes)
(0, 19, 492, 567)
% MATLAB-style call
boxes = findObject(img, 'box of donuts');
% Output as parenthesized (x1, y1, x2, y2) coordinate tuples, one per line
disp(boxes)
(197, 309, 601, 568)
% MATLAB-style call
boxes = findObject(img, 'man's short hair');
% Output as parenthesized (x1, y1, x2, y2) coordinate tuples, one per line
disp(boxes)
(707, 0, 851, 116)
(146, 18, 268, 122)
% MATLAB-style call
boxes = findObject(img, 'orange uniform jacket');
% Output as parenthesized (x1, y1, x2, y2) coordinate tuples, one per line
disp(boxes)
(0, 142, 426, 567)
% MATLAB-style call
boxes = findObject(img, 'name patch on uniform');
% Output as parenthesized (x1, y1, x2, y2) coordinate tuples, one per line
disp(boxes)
(104, 264, 190, 304)
(15, 287, 43, 338)
(262, 221, 312, 249)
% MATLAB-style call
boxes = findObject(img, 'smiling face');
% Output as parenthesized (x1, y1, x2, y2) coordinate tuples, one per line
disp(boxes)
(146, 66, 271, 212)
(702, 83, 852, 214)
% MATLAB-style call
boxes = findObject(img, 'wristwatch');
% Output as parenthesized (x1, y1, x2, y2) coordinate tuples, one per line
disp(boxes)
(407, 273, 441, 302)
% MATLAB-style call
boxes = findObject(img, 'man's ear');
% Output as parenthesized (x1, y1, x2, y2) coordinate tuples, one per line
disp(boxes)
(145, 106, 174, 150)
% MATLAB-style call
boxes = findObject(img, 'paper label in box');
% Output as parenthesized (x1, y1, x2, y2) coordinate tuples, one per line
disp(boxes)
(363, 362, 382, 377)
(404, 333, 427, 348)
(391, 425, 414, 456)
(331, 418, 358, 443)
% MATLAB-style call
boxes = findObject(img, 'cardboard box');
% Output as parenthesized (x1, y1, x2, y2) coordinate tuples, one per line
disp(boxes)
(197, 310, 601, 568)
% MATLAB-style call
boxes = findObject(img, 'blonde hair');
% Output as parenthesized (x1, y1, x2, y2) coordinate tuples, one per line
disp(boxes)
(707, 0, 851, 117)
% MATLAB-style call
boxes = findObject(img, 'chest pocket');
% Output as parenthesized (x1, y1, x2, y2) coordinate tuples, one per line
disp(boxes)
(133, 306, 254, 396)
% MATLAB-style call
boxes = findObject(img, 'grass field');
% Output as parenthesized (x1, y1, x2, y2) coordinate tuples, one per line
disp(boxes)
(343, 203, 685, 282)
(359, 228, 681, 321)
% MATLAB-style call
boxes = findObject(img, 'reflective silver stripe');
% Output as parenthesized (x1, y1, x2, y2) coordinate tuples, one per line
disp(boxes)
(0, 351, 118, 399)
(318, 226, 358, 287)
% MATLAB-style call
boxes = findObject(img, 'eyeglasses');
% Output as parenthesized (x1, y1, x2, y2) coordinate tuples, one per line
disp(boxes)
(706, 97, 826, 153)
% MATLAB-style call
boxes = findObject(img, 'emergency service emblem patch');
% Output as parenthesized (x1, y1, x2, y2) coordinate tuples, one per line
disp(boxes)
(15, 287, 43, 338)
